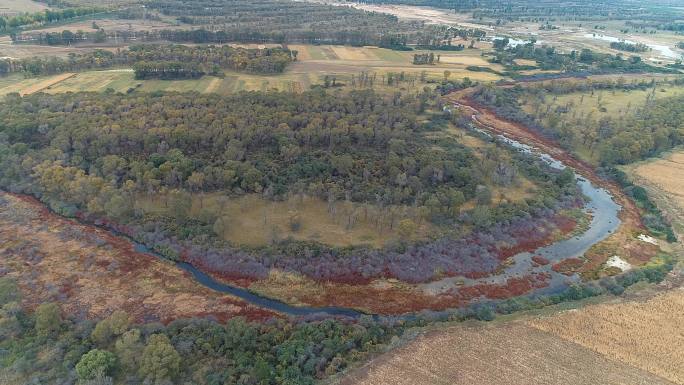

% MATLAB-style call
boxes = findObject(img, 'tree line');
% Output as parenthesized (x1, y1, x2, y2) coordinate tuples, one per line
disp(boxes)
(610, 41, 650, 53)
(0, 44, 294, 77)
(0, 7, 104, 33)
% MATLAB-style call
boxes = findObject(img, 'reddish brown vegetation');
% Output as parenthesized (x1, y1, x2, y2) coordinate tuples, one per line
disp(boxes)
(552, 258, 585, 275)
(1, 193, 276, 323)
(453, 273, 551, 301)
(532, 255, 550, 266)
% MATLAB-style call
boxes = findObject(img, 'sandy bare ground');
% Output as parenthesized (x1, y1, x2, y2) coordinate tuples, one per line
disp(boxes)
(338, 322, 676, 385)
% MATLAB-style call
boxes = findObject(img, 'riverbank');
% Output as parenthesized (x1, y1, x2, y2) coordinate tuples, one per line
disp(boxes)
(446, 90, 661, 276)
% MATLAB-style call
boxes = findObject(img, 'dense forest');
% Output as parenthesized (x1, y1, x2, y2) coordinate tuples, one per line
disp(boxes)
(0, 89, 582, 284)
(0, 45, 294, 77)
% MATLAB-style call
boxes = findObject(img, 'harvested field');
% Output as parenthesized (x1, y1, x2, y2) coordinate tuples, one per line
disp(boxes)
(18, 72, 75, 94)
(339, 322, 676, 385)
(529, 288, 684, 384)
(0, 192, 275, 323)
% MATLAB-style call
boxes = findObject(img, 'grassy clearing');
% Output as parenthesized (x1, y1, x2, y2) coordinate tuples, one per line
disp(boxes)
(137, 193, 436, 248)
(526, 84, 684, 118)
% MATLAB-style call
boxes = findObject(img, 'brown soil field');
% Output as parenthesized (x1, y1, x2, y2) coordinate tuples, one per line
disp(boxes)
(338, 322, 677, 385)
(0, 192, 275, 323)
(528, 288, 684, 384)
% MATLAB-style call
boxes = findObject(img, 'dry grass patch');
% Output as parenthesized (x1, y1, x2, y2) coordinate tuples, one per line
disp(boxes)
(137, 193, 436, 248)
(528, 288, 684, 384)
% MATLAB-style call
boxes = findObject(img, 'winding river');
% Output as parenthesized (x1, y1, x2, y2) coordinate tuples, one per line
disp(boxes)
(117, 102, 623, 318)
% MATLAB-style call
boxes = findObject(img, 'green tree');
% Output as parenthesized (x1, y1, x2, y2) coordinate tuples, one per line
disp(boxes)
(397, 219, 417, 240)
(115, 329, 143, 373)
(104, 193, 134, 222)
(76, 349, 118, 380)
(167, 189, 192, 223)
(0, 277, 20, 305)
(92, 311, 130, 346)
(35, 302, 61, 336)
(140, 334, 181, 384)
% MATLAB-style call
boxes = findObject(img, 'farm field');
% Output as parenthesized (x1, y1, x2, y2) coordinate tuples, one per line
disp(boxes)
(0, 192, 274, 323)
(0, 44, 503, 96)
(338, 320, 678, 385)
